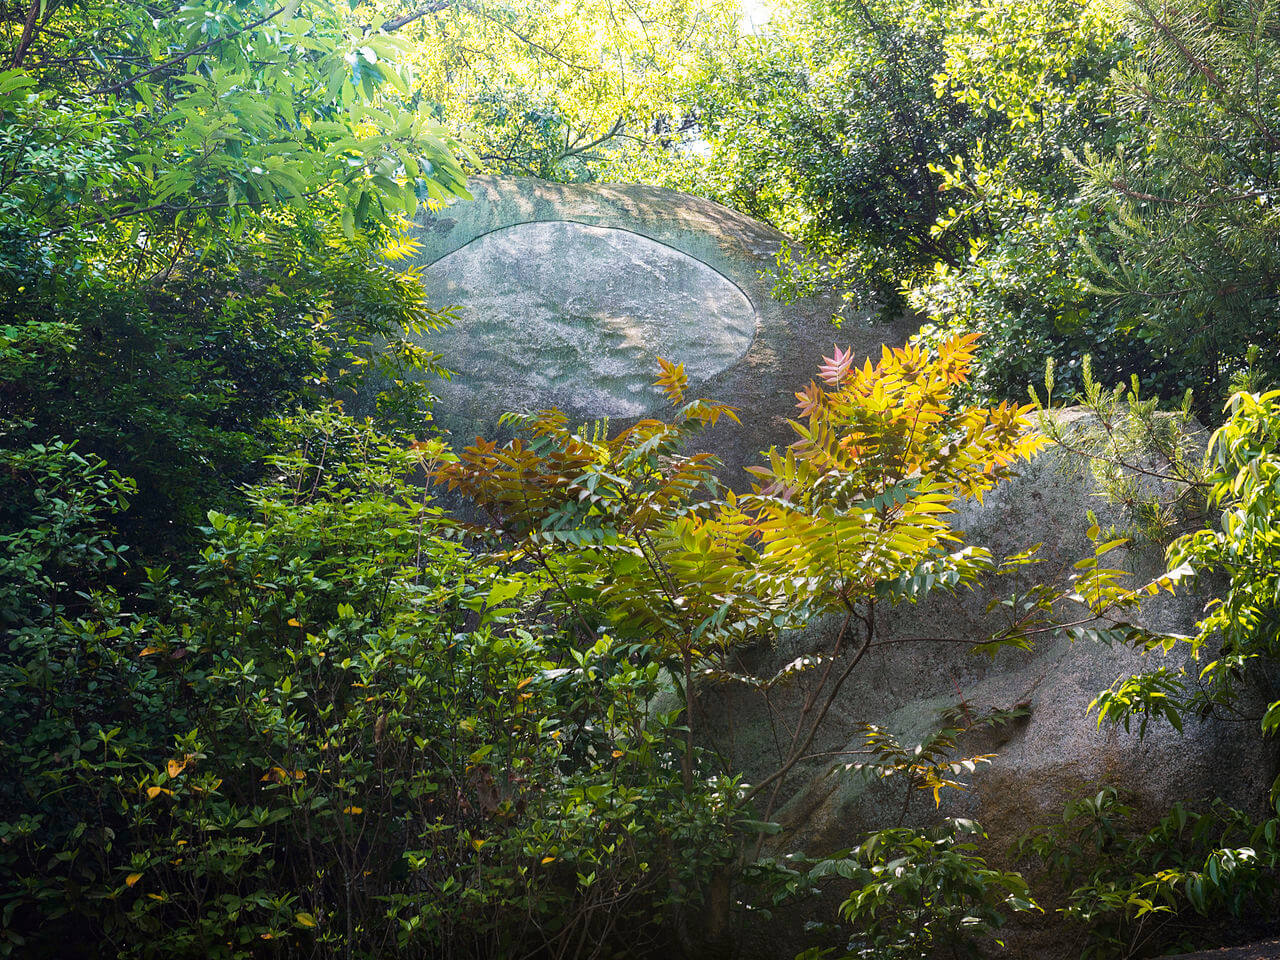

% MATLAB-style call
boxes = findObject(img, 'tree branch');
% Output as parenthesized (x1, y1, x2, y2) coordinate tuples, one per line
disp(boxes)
(9, 0, 42, 69)
(380, 0, 454, 33)
(92, 7, 285, 96)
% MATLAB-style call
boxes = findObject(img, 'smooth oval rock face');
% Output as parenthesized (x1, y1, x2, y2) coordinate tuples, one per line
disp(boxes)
(420, 221, 756, 421)
(404, 176, 911, 480)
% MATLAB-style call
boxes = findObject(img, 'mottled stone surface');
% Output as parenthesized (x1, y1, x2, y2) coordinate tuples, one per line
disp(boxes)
(402, 177, 1276, 959)
(418, 221, 755, 421)
(407, 175, 913, 486)
(714, 416, 1277, 959)
(1161, 940, 1280, 960)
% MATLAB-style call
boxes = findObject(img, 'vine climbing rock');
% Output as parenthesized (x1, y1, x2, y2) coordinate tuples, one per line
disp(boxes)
(404, 175, 912, 487)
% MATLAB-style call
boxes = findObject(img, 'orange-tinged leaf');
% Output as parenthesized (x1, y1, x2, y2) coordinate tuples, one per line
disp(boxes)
(125, 873, 143, 887)
(167, 758, 186, 778)
(145, 786, 173, 799)
(287, 618, 302, 627)
(818, 345, 854, 385)
(472, 838, 486, 851)
(611, 750, 624, 758)
(139, 646, 161, 657)
(342, 806, 363, 815)
(655, 356, 688, 404)
(541, 856, 556, 865)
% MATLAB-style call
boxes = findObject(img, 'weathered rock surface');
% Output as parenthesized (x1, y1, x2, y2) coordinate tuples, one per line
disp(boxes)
(404, 177, 1275, 957)
(1161, 940, 1280, 960)
(407, 175, 913, 485)
(712, 421, 1277, 959)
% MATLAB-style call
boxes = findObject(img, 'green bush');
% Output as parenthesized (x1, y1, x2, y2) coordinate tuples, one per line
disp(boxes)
(1019, 788, 1280, 959)
(0, 408, 733, 959)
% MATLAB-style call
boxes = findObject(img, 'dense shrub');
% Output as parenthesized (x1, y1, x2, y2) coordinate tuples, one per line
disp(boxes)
(0, 409, 734, 959)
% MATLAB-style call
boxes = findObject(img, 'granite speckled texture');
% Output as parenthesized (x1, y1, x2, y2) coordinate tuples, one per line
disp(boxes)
(403, 177, 1276, 959)
(407, 175, 913, 486)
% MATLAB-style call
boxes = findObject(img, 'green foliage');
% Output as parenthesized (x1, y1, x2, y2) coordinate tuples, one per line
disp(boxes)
(1029, 357, 1211, 541)
(1092, 389, 1280, 777)
(0, 437, 134, 625)
(1, 0, 473, 556)
(0, 408, 730, 958)
(0, 1, 468, 280)
(646, 0, 987, 313)
(805, 820, 1037, 960)
(1, 225, 457, 555)
(1019, 787, 1280, 959)
(433, 340, 1191, 952)
(1077, 0, 1280, 401)
(401, 0, 738, 180)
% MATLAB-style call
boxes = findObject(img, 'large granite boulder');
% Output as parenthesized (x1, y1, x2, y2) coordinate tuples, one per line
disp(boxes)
(710, 420, 1277, 958)
(406, 175, 913, 485)
(403, 176, 1274, 956)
